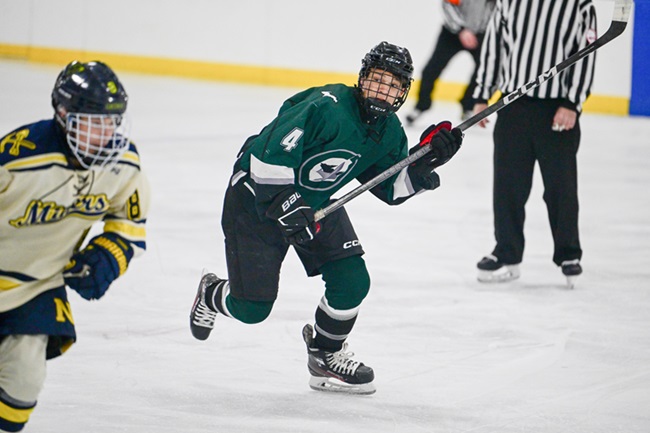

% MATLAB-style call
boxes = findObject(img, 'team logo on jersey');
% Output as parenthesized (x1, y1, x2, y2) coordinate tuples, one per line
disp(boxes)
(0, 129, 36, 156)
(9, 194, 110, 228)
(298, 150, 360, 191)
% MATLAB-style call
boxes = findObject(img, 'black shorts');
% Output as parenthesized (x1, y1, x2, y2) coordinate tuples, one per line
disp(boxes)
(221, 175, 364, 302)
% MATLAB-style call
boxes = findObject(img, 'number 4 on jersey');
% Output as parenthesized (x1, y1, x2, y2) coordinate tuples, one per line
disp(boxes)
(281, 127, 304, 152)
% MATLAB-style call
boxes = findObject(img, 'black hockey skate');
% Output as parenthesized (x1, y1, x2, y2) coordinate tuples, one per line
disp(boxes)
(477, 254, 520, 283)
(189, 273, 224, 341)
(302, 324, 376, 395)
(561, 259, 582, 289)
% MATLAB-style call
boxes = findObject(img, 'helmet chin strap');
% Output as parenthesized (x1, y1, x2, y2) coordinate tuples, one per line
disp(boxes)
(353, 89, 383, 124)
(54, 106, 68, 129)
(363, 97, 393, 120)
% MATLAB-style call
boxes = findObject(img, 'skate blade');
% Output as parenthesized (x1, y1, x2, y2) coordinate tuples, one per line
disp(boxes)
(566, 275, 579, 289)
(308, 376, 376, 395)
(477, 266, 520, 283)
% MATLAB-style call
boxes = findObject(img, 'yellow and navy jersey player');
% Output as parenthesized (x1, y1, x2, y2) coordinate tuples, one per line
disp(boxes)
(0, 60, 149, 432)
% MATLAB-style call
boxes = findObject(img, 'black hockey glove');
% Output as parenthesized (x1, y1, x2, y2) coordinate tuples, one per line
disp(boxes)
(265, 188, 321, 245)
(63, 233, 134, 300)
(407, 161, 441, 191)
(412, 121, 464, 169)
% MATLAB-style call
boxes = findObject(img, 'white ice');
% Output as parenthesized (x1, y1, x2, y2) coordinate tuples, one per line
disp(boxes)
(1, 59, 649, 433)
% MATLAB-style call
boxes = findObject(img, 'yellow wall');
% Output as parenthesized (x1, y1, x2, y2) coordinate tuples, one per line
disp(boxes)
(0, 43, 628, 116)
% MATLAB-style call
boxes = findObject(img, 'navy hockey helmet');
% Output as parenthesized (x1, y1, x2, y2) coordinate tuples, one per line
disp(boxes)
(52, 61, 131, 168)
(52, 60, 128, 118)
(359, 41, 414, 116)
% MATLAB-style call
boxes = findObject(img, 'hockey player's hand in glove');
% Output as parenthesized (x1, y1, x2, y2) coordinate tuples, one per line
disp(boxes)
(414, 121, 464, 168)
(266, 188, 321, 245)
(407, 160, 441, 191)
(63, 233, 134, 300)
(407, 121, 463, 190)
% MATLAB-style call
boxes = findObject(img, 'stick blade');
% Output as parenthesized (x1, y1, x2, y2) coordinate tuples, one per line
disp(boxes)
(613, 0, 633, 24)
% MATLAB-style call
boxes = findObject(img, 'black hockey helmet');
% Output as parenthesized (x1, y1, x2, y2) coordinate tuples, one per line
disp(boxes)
(358, 41, 414, 116)
(52, 60, 128, 119)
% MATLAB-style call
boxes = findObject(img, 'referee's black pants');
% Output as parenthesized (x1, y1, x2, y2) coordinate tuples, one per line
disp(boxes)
(491, 97, 583, 266)
(415, 26, 483, 112)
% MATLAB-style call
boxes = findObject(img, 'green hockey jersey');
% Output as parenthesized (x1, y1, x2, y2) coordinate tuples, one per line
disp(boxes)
(236, 83, 424, 212)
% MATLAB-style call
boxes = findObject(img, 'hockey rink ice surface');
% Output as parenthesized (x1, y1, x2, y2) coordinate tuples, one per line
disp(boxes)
(1, 59, 649, 433)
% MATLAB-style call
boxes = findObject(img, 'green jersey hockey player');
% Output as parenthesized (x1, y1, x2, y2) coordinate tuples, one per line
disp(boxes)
(189, 41, 463, 395)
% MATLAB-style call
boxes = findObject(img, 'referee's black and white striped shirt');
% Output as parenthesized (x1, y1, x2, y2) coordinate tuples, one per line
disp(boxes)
(473, 0, 597, 112)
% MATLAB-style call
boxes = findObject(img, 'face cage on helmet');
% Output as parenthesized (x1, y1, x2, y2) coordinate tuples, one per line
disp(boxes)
(359, 68, 412, 116)
(64, 113, 131, 169)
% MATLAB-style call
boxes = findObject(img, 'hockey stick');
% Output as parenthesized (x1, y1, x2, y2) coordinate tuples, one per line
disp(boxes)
(313, 0, 632, 222)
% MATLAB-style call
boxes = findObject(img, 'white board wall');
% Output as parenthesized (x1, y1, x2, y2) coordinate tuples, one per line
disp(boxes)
(0, 0, 633, 98)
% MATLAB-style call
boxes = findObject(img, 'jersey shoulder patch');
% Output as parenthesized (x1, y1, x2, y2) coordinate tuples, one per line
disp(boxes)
(0, 119, 68, 169)
(320, 90, 339, 103)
